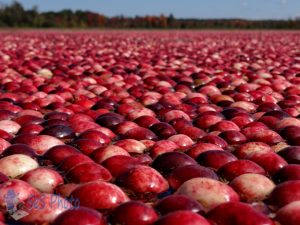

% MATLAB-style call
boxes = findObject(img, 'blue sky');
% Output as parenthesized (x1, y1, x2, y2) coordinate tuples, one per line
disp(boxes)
(3, 0, 300, 19)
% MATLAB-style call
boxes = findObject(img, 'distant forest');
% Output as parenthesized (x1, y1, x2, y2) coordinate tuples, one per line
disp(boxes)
(1, 1, 300, 29)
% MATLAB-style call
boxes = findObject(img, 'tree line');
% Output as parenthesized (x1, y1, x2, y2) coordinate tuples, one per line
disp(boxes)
(0, 1, 300, 29)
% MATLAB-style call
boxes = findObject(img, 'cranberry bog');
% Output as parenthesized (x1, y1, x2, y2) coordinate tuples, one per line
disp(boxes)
(0, 30, 299, 225)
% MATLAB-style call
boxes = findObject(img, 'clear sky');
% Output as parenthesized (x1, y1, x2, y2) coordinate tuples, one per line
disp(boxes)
(3, 0, 300, 20)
